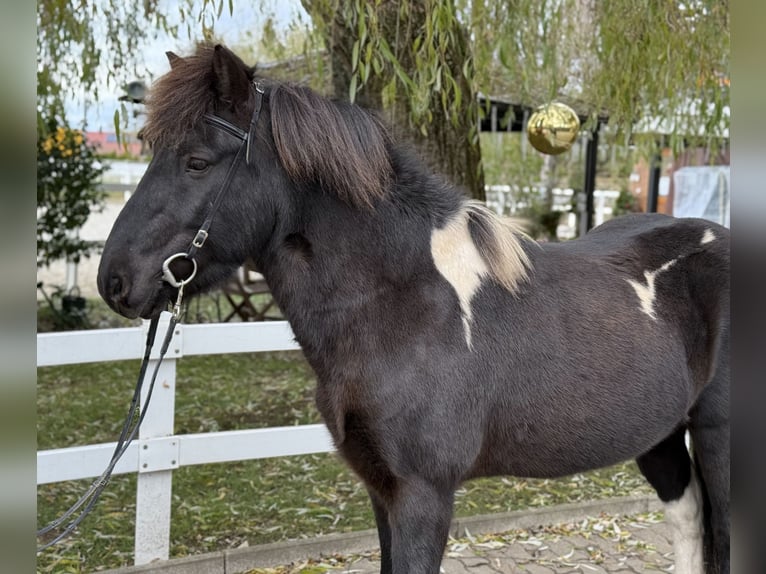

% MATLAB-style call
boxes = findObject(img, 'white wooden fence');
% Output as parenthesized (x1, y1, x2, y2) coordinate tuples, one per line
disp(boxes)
(37, 314, 335, 565)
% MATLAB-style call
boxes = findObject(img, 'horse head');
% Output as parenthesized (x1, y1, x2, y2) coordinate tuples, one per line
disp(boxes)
(97, 43, 392, 319)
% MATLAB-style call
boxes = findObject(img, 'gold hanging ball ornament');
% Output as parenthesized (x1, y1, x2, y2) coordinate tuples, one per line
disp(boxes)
(526, 102, 581, 155)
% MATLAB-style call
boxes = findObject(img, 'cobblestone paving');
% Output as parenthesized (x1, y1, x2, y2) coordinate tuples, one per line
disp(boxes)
(248, 511, 675, 574)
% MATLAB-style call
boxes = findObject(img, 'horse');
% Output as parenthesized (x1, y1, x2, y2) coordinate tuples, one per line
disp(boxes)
(97, 44, 729, 574)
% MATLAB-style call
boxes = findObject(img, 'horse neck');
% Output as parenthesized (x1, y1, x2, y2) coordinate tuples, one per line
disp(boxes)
(257, 160, 464, 362)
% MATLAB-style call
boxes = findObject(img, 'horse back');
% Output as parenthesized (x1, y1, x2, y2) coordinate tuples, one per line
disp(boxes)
(560, 213, 730, 390)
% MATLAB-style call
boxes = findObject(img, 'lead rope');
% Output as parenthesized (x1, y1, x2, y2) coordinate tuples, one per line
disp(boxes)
(36, 313, 177, 551)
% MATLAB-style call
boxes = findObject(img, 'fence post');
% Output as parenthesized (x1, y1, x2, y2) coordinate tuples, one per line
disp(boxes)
(134, 315, 182, 565)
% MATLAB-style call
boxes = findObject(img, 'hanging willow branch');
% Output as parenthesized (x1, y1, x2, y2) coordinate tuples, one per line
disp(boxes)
(589, 1, 728, 146)
(38, 0, 729, 151)
(299, 0, 727, 161)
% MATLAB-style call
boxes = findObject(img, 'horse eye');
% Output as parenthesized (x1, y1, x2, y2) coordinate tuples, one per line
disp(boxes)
(186, 158, 209, 172)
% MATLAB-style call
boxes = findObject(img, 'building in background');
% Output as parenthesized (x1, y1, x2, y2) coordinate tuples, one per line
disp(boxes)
(628, 144, 729, 226)
(85, 131, 145, 158)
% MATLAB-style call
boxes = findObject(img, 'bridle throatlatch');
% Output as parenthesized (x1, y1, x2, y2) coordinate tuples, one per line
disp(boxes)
(37, 81, 265, 552)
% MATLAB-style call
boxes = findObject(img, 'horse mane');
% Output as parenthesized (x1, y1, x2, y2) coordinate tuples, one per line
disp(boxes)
(466, 201, 532, 294)
(270, 83, 393, 208)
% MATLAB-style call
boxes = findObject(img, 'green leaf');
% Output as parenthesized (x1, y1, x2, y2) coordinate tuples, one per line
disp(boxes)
(452, 77, 462, 110)
(113, 109, 121, 141)
(378, 37, 395, 62)
(382, 77, 397, 109)
(351, 40, 359, 72)
(462, 56, 472, 81)
(349, 74, 357, 103)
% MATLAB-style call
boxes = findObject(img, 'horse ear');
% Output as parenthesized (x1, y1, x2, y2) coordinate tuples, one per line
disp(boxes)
(211, 44, 250, 107)
(166, 51, 182, 68)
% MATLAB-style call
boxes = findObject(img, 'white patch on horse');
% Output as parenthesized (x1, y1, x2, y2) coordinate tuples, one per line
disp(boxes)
(431, 210, 489, 349)
(664, 470, 704, 574)
(626, 258, 678, 320)
(701, 228, 716, 245)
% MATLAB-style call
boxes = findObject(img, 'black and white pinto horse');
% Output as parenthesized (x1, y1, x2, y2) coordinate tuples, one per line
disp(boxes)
(98, 44, 729, 573)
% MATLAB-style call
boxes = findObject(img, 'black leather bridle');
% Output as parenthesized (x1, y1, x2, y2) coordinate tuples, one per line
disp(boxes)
(37, 81, 266, 552)
(161, 80, 266, 317)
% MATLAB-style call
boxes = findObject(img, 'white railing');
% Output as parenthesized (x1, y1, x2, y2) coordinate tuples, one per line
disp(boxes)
(37, 314, 335, 566)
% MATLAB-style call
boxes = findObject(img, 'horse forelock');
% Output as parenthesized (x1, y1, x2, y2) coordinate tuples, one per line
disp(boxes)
(141, 43, 251, 149)
(270, 83, 393, 209)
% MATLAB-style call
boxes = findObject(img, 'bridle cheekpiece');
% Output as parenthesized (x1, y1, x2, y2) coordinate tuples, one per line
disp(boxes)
(161, 80, 265, 317)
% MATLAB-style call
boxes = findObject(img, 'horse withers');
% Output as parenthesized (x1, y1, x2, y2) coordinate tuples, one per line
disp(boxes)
(97, 44, 729, 573)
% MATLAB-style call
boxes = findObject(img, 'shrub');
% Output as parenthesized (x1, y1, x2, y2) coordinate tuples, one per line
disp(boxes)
(37, 119, 107, 267)
(613, 186, 641, 216)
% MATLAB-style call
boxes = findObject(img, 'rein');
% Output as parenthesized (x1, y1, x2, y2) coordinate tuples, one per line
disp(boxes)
(37, 314, 170, 551)
(37, 81, 265, 552)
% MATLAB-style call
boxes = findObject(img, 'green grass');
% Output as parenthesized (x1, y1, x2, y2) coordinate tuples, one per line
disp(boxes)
(37, 301, 653, 572)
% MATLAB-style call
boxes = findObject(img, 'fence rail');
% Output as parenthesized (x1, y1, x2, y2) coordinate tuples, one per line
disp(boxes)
(37, 315, 334, 566)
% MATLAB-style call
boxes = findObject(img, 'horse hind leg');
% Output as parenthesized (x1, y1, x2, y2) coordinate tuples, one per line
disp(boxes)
(688, 368, 730, 574)
(636, 426, 704, 574)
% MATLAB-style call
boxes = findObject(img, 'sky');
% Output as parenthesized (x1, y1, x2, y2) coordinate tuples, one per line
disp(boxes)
(68, 0, 308, 132)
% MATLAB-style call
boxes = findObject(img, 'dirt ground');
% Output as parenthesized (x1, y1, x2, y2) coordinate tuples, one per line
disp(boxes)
(37, 198, 126, 298)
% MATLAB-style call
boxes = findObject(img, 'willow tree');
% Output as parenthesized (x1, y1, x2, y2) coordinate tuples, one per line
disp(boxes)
(302, 0, 486, 199)
(302, 0, 727, 195)
(489, 0, 730, 150)
(38, 0, 729, 190)
(38, 1, 156, 128)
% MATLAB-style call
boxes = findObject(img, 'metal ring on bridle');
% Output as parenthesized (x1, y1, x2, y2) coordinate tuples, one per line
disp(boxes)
(161, 253, 198, 288)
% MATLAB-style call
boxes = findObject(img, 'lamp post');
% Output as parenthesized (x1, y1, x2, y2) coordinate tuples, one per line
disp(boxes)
(119, 80, 147, 105)
(119, 80, 148, 156)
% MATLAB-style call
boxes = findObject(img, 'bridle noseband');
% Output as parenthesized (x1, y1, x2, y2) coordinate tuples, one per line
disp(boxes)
(161, 80, 265, 317)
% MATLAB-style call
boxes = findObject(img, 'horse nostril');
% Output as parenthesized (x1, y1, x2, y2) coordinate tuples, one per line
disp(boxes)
(108, 272, 129, 301)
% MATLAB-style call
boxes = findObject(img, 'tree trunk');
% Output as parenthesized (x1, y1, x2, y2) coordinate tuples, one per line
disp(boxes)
(304, 0, 485, 201)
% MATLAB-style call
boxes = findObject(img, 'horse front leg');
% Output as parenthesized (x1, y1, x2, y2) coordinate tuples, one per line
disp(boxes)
(368, 489, 392, 574)
(388, 478, 455, 573)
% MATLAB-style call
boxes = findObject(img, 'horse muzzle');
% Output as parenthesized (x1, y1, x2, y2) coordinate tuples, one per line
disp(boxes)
(97, 259, 170, 320)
